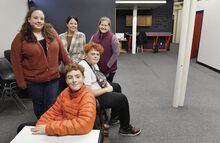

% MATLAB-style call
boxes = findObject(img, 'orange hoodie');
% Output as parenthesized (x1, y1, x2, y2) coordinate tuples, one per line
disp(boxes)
(37, 85, 96, 136)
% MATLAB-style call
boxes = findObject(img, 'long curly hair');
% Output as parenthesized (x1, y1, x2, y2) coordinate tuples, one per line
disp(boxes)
(20, 7, 55, 43)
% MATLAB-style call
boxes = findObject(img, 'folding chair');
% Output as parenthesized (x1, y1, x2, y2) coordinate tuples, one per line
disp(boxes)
(95, 99, 110, 143)
(4, 49, 11, 63)
(0, 57, 26, 112)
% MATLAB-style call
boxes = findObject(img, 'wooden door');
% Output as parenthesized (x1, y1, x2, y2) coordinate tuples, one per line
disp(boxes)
(191, 11, 203, 58)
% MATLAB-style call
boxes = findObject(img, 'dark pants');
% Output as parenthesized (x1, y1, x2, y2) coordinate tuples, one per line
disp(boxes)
(106, 72, 116, 83)
(97, 82, 130, 129)
(26, 79, 59, 119)
(58, 73, 68, 94)
(111, 82, 121, 93)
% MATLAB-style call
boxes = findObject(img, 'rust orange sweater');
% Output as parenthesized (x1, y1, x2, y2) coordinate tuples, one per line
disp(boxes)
(11, 32, 71, 88)
(37, 85, 96, 136)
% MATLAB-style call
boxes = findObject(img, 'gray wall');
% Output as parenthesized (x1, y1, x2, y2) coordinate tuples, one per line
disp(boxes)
(116, 0, 173, 33)
(32, 0, 116, 42)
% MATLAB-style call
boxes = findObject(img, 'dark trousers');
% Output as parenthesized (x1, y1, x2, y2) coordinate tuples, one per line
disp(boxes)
(111, 82, 121, 93)
(58, 73, 68, 94)
(110, 82, 122, 119)
(26, 79, 59, 119)
(106, 72, 116, 83)
(97, 82, 130, 129)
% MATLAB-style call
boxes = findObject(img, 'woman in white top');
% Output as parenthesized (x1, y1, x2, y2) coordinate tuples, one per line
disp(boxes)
(60, 16, 86, 63)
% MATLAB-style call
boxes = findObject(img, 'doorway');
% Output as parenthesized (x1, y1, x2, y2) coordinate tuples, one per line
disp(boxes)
(191, 11, 203, 59)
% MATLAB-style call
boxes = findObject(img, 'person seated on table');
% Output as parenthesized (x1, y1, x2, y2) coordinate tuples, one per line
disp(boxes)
(79, 42, 141, 136)
(31, 63, 96, 136)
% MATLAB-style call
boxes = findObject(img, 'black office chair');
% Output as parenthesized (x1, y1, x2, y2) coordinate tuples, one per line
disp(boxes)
(4, 49, 11, 63)
(136, 31, 147, 53)
(0, 57, 26, 112)
(3, 50, 30, 99)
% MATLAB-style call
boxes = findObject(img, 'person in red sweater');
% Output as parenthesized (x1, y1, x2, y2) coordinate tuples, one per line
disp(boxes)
(11, 7, 71, 119)
(31, 63, 96, 136)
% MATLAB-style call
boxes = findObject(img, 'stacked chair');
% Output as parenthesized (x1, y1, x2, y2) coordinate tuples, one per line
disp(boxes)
(0, 57, 26, 112)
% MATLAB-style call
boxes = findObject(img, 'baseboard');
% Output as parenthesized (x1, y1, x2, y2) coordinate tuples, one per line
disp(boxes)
(196, 61, 220, 73)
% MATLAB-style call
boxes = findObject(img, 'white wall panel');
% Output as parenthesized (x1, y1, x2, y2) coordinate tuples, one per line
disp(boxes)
(197, 0, 220, 70)
(0, 0, 28, 57)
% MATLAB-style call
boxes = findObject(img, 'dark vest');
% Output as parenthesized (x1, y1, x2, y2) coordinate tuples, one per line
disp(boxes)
(92, 31, 117, 75)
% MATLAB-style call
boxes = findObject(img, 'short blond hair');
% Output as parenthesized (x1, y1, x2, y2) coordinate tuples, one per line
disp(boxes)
(64, 63, 84, 77)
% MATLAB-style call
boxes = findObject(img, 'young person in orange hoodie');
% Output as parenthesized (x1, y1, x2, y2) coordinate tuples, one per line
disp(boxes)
(31, 63, 96, 136)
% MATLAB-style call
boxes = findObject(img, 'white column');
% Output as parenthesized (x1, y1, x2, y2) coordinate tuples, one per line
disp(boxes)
(179, 0, 197, 106)
(172, 11, 177, 43)
(176, 9, 182, 43)
(173, 0, 191, 108)
(132, 5, 137, 54)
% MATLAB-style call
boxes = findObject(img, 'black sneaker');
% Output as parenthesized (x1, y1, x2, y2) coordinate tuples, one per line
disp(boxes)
(119, 125, 141, 136)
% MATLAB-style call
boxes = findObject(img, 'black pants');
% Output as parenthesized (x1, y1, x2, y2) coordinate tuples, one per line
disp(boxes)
(106, 72, 116, 83)
(59, 73, 68, 94)
(97, 83, 130, 129)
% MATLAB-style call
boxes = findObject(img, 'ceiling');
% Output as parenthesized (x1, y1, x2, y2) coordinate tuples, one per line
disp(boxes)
(115, 0, 167, 9)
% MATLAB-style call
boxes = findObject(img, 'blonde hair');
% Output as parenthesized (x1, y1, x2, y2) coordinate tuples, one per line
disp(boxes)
(64, 63, 84, 77)
(99, 16, 111, 26)
(97, 16, 112, 32)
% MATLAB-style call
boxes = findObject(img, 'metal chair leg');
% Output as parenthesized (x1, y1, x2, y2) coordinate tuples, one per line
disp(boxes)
(0, 90, 6, 112)
(11, 93, 27, 112)
(0, 85, 27, 113)
(96, 99, 110, 143)
(101, 109, 110, 142)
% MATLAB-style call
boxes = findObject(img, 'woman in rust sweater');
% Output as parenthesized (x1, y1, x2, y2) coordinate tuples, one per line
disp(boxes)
(31, 63, 96, 136)
(11, 7, 71, 119)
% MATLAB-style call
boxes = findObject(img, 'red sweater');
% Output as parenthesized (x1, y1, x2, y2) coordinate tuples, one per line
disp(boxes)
(11, 32, 71, 88)
(37, 85, 96, 136)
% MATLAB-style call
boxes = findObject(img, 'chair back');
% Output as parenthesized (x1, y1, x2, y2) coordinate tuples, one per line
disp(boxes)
(0, 58, 26, 112)
(0, 58, 15, 81)
(137, 31, 147, 45)
(4, 50, 11, 63)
